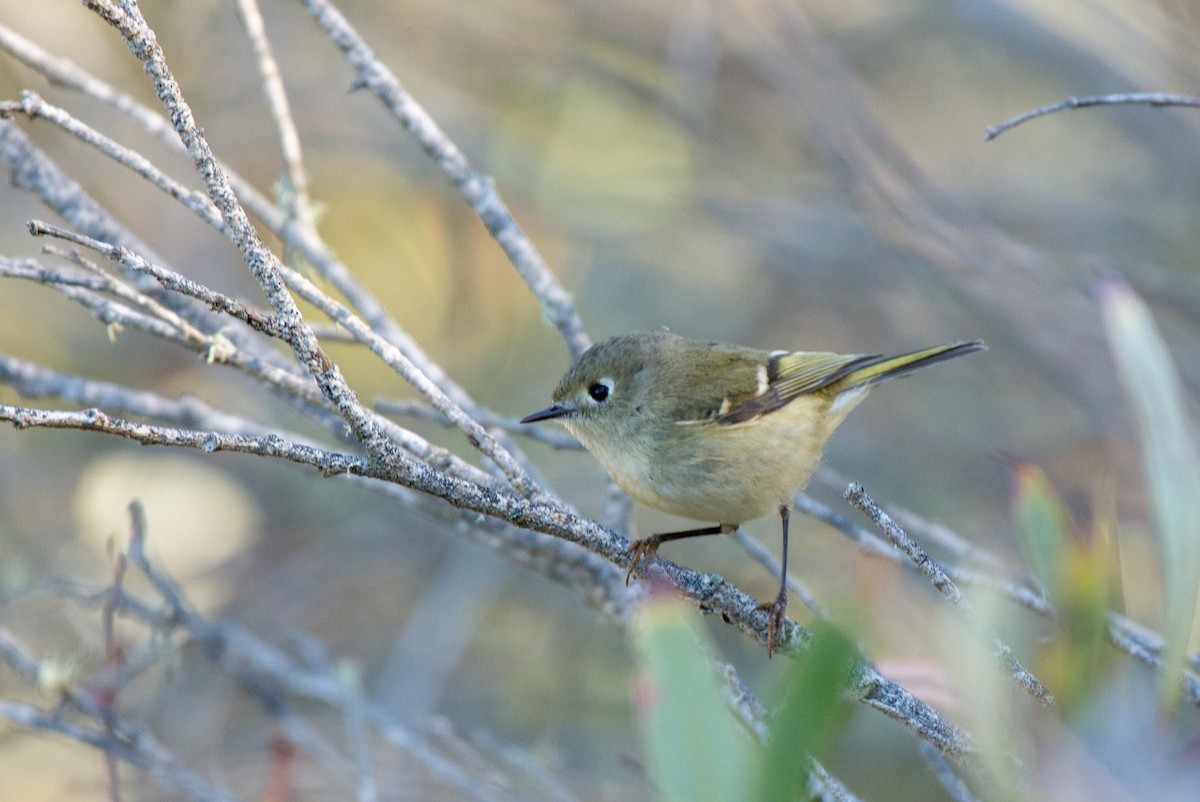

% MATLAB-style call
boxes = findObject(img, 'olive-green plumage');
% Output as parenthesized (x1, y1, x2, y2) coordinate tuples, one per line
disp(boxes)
(520, 330, 984, 653)
(523, 331, 983, 525)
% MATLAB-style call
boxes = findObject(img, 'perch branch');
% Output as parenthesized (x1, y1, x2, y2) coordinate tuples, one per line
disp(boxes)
(0, 394, 977, 762)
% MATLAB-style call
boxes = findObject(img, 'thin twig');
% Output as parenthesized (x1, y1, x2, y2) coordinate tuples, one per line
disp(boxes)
(100, 551, 129, 802)
(28, 221, 285, 338)
(296, 0, 590, 359)
(845, 484, 963, 603)
(0, 22, 487, 420)
(0, 352, 270, 435)
(376, 397, 583, 451)
(0, 628, 235, 802)
(0, 115, 294, 378)
(882, 502, 1015, 576)
(845, 483, 1055, 709)
(1, 92, 219, 222)
(0, 22, 546, 490)
(807, 486, 1200, 703)
(0, 252, 345, 430)
(84, 0, 540, 501)
(118, 502, 546, 801)
(0, 254, 212, 348)
(0, 403, 367, 476)
(918, 740, 981, 802)
(715, 660, 861, 801)
(21, 226, 515, 489)
(0, 700, 234, 802)
(984, 92, 1200, 141)
(852, 662, 977, 762)
(232, 0, 317, 235)
(793, 492, 1048, 613)
(807, 760, 865, 802)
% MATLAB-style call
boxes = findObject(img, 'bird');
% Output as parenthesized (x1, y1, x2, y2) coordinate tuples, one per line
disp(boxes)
(521, 330, 985, 655)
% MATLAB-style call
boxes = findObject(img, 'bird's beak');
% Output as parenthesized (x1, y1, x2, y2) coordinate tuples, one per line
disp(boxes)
(520, 403, 573, 423)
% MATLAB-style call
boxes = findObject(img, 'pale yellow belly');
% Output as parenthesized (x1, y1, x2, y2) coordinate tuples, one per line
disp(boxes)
(605, 395, 850, 525)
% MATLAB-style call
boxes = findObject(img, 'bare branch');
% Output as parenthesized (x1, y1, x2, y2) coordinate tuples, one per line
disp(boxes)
(0, 403, 366, 475)
(20, 224, 530, 489)
(853, 663, 977, 762)
(845, 483, 1054, 708)
(985, 92, 1200, 141)
(28, 221, 287, 338)
(0, 353, 270, 434)
(0, 69, 541, 474)
(0, 2, 1022, 776)
(232, 0, 317, 235)
(376, 397, 584, 452)
(2, 505, 543, 801)
(808, 761, 866, 802)
(117, 501, 550, 801)
(811, 486, 1200, 704)
(100, 552, 129, 802)
(0, 22, 541, 483)
(1, 92, 219, 223)
(0, 253, 211, 347)
(81, 0, 412, 481)
(0, 624, 235, 802)
(0, 699, 235, 802)
(0, 355, 621, 609)
(0, 396, 977, 762)
(79, 0, 541, 504)
(296, 0, 590, 359)
(0, 252, 342, 431)
(918, 740, 981, 802)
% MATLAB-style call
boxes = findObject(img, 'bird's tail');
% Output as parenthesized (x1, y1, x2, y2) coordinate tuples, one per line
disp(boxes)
(828, 340, 986, 393)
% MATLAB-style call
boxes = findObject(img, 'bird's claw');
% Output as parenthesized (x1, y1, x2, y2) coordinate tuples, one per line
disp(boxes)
(624, 537, 661, 585)
(755, 589, 789, 657)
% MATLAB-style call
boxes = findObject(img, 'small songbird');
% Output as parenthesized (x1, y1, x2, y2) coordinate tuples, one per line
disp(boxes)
(521, 331, 985, 654)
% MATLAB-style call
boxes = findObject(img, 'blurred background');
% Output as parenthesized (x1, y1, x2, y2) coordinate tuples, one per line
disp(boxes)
(2, 0, 1200, 799)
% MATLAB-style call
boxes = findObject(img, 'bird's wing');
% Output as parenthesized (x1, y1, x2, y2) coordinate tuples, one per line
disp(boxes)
(714, 351, 879, 425)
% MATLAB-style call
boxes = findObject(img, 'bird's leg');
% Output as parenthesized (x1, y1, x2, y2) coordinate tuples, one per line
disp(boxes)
(755, 504, 791, 657)
(625, 524, 729, 585)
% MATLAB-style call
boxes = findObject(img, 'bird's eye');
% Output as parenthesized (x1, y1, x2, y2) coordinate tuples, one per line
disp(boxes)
(587, 381, 611, 402)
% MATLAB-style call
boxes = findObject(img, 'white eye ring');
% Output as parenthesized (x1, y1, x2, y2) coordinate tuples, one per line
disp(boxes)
(587, 378, 613, 403)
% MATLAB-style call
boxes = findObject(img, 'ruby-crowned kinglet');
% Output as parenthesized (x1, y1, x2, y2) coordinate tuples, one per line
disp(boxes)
(521, 331, 985, 654)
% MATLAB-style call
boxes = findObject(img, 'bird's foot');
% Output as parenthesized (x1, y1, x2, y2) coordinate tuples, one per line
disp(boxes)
(755, 588, 789, 658)
(624, 536, 663, 585)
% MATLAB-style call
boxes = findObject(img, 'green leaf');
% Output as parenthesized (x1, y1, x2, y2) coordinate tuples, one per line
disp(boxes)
(631, 595, 754, 802)
(756, 622, 856, 802)
(1012, 461, 1073, 604)
(1012, 461, 1114, 710)
(1099, 279, 1200, 706)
